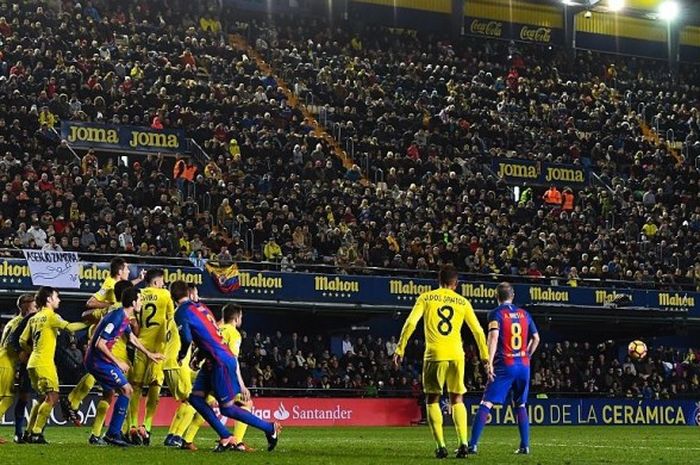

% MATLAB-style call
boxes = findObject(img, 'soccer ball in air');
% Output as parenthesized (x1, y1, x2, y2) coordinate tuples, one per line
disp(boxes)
(628, 340, 647, 360)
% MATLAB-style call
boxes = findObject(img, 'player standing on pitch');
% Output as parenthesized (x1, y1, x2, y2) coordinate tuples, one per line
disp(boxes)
(393, 265, 489, 459)
(467, 282, 540, 455)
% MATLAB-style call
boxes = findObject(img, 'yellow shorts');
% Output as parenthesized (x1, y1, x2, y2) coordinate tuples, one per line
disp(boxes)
(28, 365, 59, 395)
(422, 359, 466, 395)
(164, 368, 194, 402)
(130, 351, 164, 387)
(0, 366, 16, 397)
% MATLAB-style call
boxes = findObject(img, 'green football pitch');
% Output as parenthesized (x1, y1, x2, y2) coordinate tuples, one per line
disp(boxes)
(0, 425, 693, 464)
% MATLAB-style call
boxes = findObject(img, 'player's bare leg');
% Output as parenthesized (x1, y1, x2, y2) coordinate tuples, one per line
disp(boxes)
(426, 393, 448, 459)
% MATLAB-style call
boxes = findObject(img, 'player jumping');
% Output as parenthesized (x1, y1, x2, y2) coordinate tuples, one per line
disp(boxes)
(171, 280, 281, 452)
(393, 265, 489, 459)
(85, 286, 164, 447)
(467, 282, 540, 455)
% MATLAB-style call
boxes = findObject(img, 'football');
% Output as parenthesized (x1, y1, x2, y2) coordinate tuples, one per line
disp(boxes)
(628, 340, 648, 360)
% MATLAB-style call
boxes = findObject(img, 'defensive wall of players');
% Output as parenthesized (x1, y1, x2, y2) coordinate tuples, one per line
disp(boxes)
(0, 258, 697, 314)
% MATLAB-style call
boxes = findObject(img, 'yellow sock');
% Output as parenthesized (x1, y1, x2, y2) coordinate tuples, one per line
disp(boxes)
(68, 374, 95, 410)
(143, 385, 160, 431)
(0, 397, 14, 418)
(27, 401, 39, 433)
(174, 404, 196, 437)
(183, 413, 205, 443)
(128, 388, 142, 428)
(168, 403, 183, 435)
(452, 402, 468, 446)
(232, 405, 251, 443)
(91, 400, 110, 437)
(32, 401, 54, 434)
(426, 402, 445, 448)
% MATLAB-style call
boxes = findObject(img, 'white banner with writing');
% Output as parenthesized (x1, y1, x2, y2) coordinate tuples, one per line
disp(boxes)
(22, 250, 81, 288)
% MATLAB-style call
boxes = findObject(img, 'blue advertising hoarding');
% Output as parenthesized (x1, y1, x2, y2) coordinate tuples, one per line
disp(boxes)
(0, 259, 697, 315)
(462, 398, 700, 426)
(60, 121, 188, 154)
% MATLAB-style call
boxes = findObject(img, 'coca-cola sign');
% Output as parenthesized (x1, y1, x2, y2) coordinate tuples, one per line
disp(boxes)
(469, 19, 503, 38)
(520, 26, 552, 43)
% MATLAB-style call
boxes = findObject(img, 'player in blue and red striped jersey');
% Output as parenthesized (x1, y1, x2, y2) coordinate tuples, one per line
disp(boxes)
(171, 280, 281, 453)
(85, 285, 164, 447)
(468, 282, 540, 456)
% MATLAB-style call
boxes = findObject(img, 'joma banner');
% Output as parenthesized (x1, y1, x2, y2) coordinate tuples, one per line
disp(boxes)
(23, 250, 80, 288)
(60, 121, 188, 154)
(492, 158, 590, 187)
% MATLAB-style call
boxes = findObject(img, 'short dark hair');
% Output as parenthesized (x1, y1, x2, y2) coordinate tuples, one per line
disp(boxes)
(110, 257, 127, 278)
(497, 282, 514, 303)
(114, 280, 134, 303)
(35, 286, 58, 307)
(222, 303, 242, 323)
(170, 280, 189, 302)
(16, 294, 34, 311)
(145, 268, 164, 284)
(438, 265, 458, 286)
(121, 287, 140, 308)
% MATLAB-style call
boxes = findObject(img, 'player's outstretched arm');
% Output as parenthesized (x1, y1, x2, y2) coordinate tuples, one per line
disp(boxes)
(527, 332, 541, 357)
(394, 298, 424, 366)
(463, 300, 488, 361)
(86, 295, 113, 310)
(128, 332, 165, 363)
(486, 329, 499, 381)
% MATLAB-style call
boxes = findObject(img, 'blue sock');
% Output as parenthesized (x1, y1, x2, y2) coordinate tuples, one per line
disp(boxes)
(516, 406, 529, 449)
(468, 404, 491, 448)
(107, 395, 129, 437)
(189, 394, 231, 439)
(220, 403, 274, 435)
(14, 398, 27, 437)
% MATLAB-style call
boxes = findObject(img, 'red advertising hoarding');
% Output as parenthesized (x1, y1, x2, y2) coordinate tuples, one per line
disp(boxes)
(151, 397, 421, 427)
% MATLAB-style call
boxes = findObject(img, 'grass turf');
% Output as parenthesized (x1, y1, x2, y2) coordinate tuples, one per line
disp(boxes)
(0, 425, 693, 464)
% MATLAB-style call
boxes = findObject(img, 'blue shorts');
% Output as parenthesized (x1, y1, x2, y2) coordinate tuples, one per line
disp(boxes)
(87, 358, 129, 392)
(482, 364, 530, 406)
(193, 357, 241, 404)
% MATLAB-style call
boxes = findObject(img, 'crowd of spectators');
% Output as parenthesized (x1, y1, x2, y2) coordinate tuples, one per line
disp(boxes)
(0, 1, 698, 291)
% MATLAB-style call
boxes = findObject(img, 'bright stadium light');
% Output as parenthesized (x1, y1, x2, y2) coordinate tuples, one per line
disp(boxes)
(608, 0, 624, 12)
(658, 1, 680, 21)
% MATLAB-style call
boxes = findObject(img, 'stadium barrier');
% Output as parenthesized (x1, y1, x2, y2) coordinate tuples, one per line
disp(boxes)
(2, 396, 697, 427)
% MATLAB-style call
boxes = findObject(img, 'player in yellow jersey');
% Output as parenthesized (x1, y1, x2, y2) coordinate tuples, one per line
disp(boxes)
(62, 257, 144, 428)
(19, 287, 87, 444)
(0, 294, 37, 444)
(162, 281, 197, 448)
(127, 268, 174, 445)
(219, 303, 256, 452)
(393, 265, 489, 459)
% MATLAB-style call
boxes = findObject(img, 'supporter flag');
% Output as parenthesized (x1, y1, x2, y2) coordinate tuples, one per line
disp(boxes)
(23, 250, 81, 288)
(205, 261, 241, 293)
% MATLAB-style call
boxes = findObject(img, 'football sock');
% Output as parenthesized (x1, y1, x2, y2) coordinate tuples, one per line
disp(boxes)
(183, 413, 205, 443)
(91, 399, 110, 437)
(14, 398, 28, 437)
(68, 373, 95, 410)
(232, 404, 251, 443)
(220, 403, 274, 435)
(189, 395, 231, 439)
(516, 406, 530, 449)
(426, 402, 445, 448)
(32, 400, 53, 434)
(27, 402, 39, 433)
(468, 404, 491, 448)
(0, 397, 13, 419)
(168, 403, 185, 435)
(107, 395, 130, 438)
(174, 404, 196, 437)
(128, 388, 142, 428)
(143, 385, 160, 431)
(451, 402, 468, 446)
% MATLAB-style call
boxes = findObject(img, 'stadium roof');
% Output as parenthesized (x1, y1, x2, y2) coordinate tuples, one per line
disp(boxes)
(536, 0, 700, 24)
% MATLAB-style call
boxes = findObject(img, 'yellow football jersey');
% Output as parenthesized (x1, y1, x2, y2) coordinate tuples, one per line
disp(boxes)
(93, 276, 117, 304)
(21, 307, 86, 368)
(0, 314, 23, 367)
(162, 317, 186, 370)
(219, 323, 241, 357)
(395, 287, 488, 362)
(137, 287, 175, 352)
